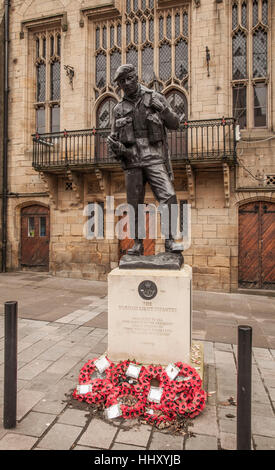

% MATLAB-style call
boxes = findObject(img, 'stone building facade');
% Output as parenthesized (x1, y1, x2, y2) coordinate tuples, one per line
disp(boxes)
(2, 0, 275, 292)
(0, 1, 5, 270)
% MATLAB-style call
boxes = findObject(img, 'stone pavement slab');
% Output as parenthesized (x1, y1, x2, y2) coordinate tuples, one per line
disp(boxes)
(0, 432, 37, 450)
(37, 422, 82, 450)
(78, 418, 119, 449)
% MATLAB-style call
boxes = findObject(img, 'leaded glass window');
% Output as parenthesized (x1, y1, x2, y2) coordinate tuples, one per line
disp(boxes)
(175, 39, 188, 79)
(253, 28, 267, 77)
(159, 42, 171, 82)
(241, 2, 247, 28)
(254, 83, 267, 127)
(96, 97, 117, 129)
(142, 44, 154, 83)
(96, 52, 106, 89)
(232, 0, 269, 128)
(232, 31, 247, 80)
(94, 21, 122, 95)
(34, 30, 61, 134)
(166, 90, 187, 120)
(93, 2, 190, 100)
(233, 85, 247, 129)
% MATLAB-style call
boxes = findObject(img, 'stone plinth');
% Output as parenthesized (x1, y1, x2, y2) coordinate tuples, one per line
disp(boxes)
(107, 265, 192, 365)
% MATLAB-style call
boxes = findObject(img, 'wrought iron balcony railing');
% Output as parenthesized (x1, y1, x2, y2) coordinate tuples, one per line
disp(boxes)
(32, 118, 237, 170)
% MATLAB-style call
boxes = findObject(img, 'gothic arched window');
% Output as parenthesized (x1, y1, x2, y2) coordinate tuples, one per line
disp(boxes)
(165, 90, 188, 121)
(35, 31, 61, 134)
(232, 0, 269, 128)
(93, 2, 190, 97)
(96, 97, 117, 129)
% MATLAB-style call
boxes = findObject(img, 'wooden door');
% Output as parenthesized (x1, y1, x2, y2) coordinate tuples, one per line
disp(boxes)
(119, 210, 155, 259)
(238, 201, 275, 289)
(21, 205, 50, 270)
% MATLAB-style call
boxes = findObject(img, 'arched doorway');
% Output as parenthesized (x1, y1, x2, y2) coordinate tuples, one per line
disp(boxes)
(238, 201, 275, 289)
(21, 205, 50, 271)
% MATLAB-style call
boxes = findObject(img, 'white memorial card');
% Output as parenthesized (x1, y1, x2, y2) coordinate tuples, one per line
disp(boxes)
(148, 386, 163, 403)
(94, 355, 110, 374)
(126, 363, 142, 379)
(165, 363, 180, 380)
(77, 384, 93, 394)
(104, 404, 122, 420)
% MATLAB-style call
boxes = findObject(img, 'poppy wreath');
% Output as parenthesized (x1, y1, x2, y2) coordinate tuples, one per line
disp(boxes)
(169, 363, 202, 393)
(139, 364, 171, 394)
(106, 360, 148, 398)
(143, 402, 177, 427)
(172, 388, 207, 418)
(73, 357, 114, 405)
(78, 357, 114, 385)
(73, 379, 106, 404)
(105, 382, 147, 419)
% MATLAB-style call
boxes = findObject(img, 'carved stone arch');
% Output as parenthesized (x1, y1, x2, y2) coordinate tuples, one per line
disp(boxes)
(232, 191, 275, 207)
(164, 88, 188, 121)
(16, 201, 51, 271)
(14, 199, 50, 242)
(93, 94, 118, 128)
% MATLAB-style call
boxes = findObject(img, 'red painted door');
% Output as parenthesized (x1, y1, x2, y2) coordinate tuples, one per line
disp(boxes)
(21, 205, 50, 270)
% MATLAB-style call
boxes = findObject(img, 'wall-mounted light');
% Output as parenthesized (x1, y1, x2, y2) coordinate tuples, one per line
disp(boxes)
(206, 47, 211, 77)
(64, 65, 74, 89)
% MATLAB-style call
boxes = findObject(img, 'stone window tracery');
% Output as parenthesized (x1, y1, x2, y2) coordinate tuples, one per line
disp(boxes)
(34, 30, 61, 134)
(93, 0, 189, 101)
(232, 0, 269, 129)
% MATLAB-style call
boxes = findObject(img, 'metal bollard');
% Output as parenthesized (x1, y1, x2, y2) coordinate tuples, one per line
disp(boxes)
(4, 301, 18, 429)
(237, 325, 252, 450)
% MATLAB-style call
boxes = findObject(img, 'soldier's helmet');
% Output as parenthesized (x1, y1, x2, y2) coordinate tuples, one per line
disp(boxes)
(113, 64, 137, 83)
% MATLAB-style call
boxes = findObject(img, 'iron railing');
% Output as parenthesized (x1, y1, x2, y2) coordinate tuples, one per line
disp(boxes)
(32, 118, 237, 170)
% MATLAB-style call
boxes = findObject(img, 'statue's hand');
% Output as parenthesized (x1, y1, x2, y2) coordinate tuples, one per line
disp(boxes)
(151, 95, 166, 113)
(107, 136, 125, 155)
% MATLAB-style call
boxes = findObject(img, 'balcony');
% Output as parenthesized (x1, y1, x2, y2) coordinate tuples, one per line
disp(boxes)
(32, 117, 237, 172)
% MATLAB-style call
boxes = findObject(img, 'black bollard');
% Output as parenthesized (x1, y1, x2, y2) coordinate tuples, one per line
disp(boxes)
(237, 325, 252, 450)
(4, 301, 18, 429)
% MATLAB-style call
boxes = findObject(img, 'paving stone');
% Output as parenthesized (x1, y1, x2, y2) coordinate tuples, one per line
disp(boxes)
(220, 432, 236, 450)
(190, 406, 218, 436)
(217, 406, 237, 433)
(78, 418, 118, 449)
(0, 432, 37, 450)
(37, 422, 82, 450)
(38, 341, 73, 361)
(149, 430, 183, 450)
(18, 359, 52, 381)
(185, 433, 218, 450)
(33, 398, 67, 415)
(58, 408, 88, 427)
(17, 389, 45, 421)
(13, 411, 56, 437)
(115, 423, 151, 448)
(46, 355, 83, 375)
(253, 435, 275, 450)
(251, 416, 275, 437)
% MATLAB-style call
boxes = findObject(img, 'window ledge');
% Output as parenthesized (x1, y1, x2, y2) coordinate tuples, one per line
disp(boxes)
(240, 128, 275, 141)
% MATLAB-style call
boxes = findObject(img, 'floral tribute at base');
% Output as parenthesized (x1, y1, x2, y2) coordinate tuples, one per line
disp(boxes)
(72, 355, 207, 428)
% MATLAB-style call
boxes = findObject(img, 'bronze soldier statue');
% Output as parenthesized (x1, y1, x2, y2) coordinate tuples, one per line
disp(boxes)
(107, 64, 183, 256)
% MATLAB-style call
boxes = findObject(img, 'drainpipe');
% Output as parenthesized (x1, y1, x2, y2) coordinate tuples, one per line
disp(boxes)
(2, 0, 10, 272)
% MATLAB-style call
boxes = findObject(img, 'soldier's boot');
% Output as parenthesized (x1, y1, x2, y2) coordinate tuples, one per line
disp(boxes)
(127, 239, 144, 256)
(165, 195, 184, 253)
